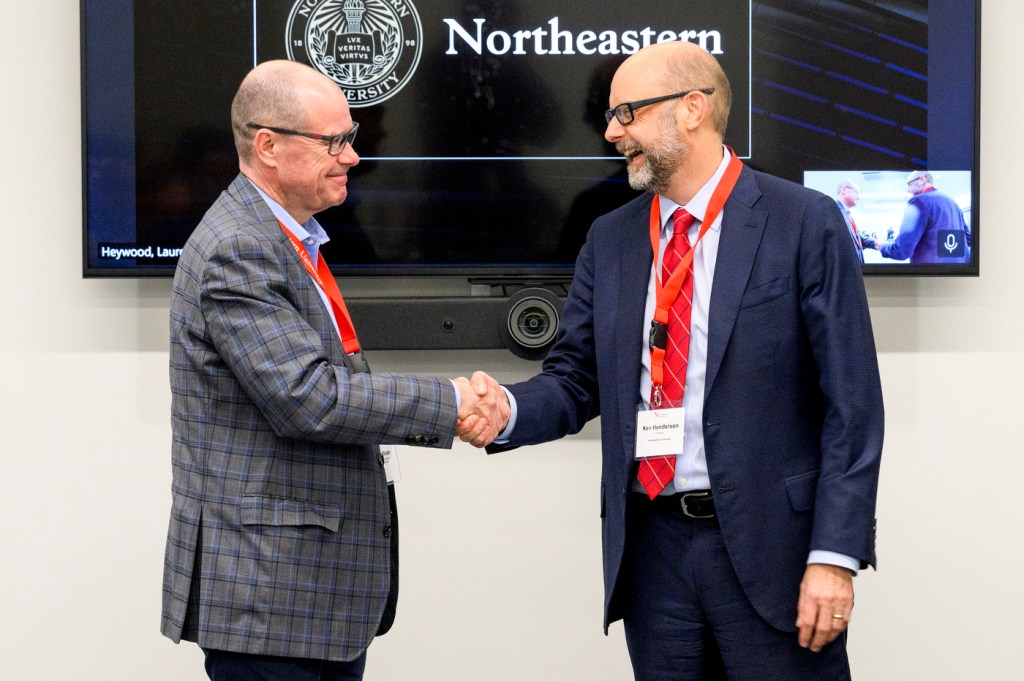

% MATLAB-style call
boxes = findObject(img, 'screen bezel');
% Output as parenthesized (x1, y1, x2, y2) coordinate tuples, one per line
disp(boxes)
(80, 0, 981, 278)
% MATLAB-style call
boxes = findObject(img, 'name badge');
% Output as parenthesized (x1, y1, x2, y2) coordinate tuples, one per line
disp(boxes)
(635, 408, 685, 460)
(380, 445, 402, 484)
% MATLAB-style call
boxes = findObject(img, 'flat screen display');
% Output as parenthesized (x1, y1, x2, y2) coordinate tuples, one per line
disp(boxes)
(81, 0, 980, 277)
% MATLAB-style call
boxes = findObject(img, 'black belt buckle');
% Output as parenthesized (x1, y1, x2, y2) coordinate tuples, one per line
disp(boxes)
(679, 492, 715, 519)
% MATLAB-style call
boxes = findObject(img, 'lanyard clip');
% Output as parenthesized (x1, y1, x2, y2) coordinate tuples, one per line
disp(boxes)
(649, 320, 668, 351)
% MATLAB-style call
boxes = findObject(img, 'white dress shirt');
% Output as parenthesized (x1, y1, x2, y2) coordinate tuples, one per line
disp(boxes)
(501, 148, 857, 572)
(636, 149, 729, 494)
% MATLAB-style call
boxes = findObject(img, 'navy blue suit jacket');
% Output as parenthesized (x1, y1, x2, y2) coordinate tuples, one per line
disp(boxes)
(492, 166, 883, 633)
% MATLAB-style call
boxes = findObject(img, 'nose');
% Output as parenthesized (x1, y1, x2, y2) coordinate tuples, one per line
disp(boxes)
(338, 144, 359, 167)
(604, 117, 625, 144)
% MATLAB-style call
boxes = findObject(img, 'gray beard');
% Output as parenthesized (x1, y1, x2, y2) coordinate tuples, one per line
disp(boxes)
(626, 147, 673, 194)
(621, 117, 688, 194)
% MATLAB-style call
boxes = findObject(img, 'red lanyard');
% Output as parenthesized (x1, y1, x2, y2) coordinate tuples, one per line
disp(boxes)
(648, 151, 743, 391)
(278, 221, 361, 355)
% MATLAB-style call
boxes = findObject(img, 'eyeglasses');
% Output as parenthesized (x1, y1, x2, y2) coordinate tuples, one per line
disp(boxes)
(245, 121, 359, 155)
(605, 88, 715, 126)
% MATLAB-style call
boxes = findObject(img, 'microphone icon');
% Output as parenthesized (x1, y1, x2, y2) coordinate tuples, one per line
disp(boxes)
(944, 233, 959, 254)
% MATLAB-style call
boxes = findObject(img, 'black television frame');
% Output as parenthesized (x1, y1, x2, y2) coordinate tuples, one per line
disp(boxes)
(81, 0, 981, 279)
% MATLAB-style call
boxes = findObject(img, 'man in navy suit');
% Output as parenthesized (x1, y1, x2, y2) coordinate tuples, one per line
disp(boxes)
(485, 42, 883, 680)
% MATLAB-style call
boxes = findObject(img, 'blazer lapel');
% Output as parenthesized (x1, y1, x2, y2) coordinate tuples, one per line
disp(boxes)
(615, 195, 656, 462)
(705, 167, 767, 395)
(228, 174, 348, 362)
(230, 174, 282, 234)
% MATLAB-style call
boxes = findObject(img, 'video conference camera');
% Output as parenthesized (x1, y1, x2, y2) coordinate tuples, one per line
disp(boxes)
(499, 287, 564, 361)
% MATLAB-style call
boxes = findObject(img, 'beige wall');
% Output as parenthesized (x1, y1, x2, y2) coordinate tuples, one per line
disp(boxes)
(2, 2, 1021, 679)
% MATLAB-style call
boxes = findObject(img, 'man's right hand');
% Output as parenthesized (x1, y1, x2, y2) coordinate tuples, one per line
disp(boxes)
(453, 371, 510, 447)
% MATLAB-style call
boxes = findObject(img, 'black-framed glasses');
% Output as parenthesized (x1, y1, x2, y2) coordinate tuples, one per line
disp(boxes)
(245, 121, 359, 155)
(605, 88, 715, 126)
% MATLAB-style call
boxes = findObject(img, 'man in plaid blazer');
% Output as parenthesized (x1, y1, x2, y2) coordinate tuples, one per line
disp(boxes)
(161, 60, 504, 680)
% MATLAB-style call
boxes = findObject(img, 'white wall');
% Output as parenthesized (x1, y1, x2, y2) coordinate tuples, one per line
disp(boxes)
(1, 2, 1021, 679)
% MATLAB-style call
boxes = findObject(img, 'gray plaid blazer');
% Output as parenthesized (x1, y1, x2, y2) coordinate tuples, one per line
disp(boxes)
(161, 174, 457, 661)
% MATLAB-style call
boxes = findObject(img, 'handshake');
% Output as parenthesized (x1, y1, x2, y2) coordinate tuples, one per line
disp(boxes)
(452, 371, 510, 448)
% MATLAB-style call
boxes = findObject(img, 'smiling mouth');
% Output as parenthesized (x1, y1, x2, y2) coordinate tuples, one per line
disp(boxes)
(618, 143, 643, 164)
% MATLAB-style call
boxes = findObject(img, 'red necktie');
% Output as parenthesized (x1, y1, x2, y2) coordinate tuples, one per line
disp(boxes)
(638, 208, 695, 499)
(848, 214, 862, 249)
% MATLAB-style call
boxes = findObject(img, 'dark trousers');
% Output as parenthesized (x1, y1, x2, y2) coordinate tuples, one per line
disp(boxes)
(618, 494, 851, 681)
(203, 648, 367, 681)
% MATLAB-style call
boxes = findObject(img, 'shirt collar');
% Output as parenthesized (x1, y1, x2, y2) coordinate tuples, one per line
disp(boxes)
(658, 145, 732, 236)
(247, 177, 330, 248)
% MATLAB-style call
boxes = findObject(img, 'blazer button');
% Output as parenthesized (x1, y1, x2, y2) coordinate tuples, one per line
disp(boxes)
(377, 453, 386, 466)
(382, 526, 393, 539)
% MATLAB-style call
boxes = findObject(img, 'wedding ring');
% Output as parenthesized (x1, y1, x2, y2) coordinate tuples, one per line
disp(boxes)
(832, 613, 845, 619)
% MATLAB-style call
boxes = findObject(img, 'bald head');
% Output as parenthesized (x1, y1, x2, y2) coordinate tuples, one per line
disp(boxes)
(230, 60, 337, 164)
(906, 169, 934, 195)
(837, 180, 860, 207)
(615, 41, 732, 137)
(228, 60, 358, 222)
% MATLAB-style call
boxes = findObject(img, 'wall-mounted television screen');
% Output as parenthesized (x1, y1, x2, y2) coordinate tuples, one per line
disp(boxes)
(82, 0, 979, 278)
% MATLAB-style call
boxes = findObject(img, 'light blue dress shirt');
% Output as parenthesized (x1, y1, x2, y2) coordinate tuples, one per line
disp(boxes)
(250, 179, 341, 338)
(249, 178, 465, 409)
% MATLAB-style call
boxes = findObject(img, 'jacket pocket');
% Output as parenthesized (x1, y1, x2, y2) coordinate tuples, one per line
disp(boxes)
(240, 496, 341, 532)
(739, 275, 790, 309)
(784, 469, 818, 512)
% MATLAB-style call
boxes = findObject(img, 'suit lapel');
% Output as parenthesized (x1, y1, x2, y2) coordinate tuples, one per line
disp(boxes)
(230, 174, 284, 238)
(705, 167, 768, 395)
(228, 174, 348, 362)
(615, 195, 655, 462)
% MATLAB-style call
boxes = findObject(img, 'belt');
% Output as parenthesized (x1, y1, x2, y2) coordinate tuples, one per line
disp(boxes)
(632, 490, 716, 519)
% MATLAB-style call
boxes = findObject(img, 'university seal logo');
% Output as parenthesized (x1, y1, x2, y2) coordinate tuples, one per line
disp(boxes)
(286, 0, 422, 107)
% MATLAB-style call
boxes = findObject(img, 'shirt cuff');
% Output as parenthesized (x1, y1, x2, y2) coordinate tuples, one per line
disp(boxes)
(449, 379, 461, 410)
(807, 550, 859, 575)
(492, 387, 518, 444)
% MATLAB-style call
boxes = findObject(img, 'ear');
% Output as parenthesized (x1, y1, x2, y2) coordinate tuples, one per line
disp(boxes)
(251, 129, 280, 168)
(678, 91, 709, 132)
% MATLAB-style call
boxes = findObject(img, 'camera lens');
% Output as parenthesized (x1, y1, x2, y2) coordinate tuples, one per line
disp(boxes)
(517, 307, 550, 339)
(507, 296, 557, 348)
(500, 288, 564, 360)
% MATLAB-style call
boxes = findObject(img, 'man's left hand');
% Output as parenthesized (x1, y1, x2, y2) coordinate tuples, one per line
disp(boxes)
(796, 563, 854, 652)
